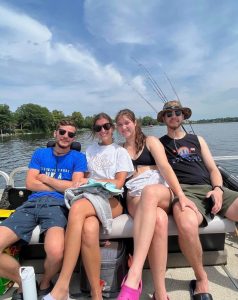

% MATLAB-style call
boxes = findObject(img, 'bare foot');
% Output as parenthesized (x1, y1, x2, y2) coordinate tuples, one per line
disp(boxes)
(194, 278, 209, 294)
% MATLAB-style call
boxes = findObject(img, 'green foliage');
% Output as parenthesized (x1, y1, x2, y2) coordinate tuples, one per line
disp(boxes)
(141, 116, 158, 126)
(84, 116, 94, 129)
(0, 104, 13, 133)
(71, 111, 84, 128)
(193, 117, 238, 124)
(15, 103, 53, 132)
(51, 110, 65, 129)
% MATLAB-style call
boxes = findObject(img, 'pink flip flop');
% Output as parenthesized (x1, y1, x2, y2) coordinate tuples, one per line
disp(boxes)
(117, 277, 142, 300)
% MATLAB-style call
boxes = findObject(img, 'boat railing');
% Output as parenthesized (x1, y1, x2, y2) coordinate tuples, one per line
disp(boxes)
(214, 155, 238, 161)
(0, 170, 9, 185)
(8, 166, 28, 187)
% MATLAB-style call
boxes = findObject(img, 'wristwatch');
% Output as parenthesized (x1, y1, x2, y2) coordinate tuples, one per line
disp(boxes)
(212, 185, 224, 193)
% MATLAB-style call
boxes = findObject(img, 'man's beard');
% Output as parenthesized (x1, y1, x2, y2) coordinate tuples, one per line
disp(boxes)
(168, 123, 181, 130)
(56, 141, 69, 149)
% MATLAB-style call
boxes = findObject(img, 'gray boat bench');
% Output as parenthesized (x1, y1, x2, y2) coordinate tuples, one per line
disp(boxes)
(24, 213, 235, 272)
(0, 166, 236, 272)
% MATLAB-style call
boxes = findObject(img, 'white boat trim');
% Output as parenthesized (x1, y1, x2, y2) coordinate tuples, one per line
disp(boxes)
(214, 155, 238, 161)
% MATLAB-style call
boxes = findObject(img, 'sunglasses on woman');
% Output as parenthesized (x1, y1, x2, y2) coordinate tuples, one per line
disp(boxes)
(164, 110, 182, 118)
(93, 123, 112, 132)
(58, 129, 76, 138)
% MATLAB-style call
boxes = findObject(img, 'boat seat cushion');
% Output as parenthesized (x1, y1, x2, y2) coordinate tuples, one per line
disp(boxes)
(29, 214, 235, 244)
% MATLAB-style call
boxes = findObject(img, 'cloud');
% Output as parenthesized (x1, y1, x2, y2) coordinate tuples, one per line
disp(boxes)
(84, 0, 160, 44)
(0, 3, 148, 115)
(1, 1, 238, 119)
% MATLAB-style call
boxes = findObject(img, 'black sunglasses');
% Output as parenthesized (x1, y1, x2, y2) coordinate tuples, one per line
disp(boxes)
(93, 123, 112, 132)
(58, 129, 76, 138)
(164, 110, 182, 118)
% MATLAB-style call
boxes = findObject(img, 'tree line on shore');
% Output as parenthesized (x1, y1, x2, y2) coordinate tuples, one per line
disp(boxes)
(1, 103, 238, 135)
(0, 103, 158, 134)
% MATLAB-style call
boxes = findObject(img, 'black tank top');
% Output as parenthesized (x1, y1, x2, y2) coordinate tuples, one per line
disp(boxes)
(132, 145, 156, 168)
(160, 134, 210, 185)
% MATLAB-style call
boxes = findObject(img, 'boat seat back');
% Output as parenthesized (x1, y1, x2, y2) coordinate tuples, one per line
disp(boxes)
(46, 141, 81, 151)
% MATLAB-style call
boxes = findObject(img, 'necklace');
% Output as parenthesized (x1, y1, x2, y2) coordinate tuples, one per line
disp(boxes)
(173, 131, 186, 154)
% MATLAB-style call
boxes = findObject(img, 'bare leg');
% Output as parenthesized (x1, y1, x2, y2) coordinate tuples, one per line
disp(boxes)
(124, 184, 170, 290)
(49, 198, 98, 300)
(81, 217, 102, 300)
(173, 202, 208, 293)
(81, 198, 123, 300)
(0, 227, 21, 288)
(225, 197, 238, 221)
(148, 208, 168, 300)
(39, 227, 65, 290)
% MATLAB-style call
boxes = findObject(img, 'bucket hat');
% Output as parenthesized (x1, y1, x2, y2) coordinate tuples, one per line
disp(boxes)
(157, 100, 192, 123)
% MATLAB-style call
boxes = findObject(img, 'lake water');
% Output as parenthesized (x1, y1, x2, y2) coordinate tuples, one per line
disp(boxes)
(0, 122, 238, 188)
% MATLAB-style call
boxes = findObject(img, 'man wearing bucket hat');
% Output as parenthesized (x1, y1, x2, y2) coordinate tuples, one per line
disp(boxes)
(159, 100, 238, 300)
(157, 100, 192, 123)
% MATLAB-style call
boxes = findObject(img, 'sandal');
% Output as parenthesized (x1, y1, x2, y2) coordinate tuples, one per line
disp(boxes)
(38, 281, 54, 297)
(117, 276, 142, 300)
(11, 289, 23, 300)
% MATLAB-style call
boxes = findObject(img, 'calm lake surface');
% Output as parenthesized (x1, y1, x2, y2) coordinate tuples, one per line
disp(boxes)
(0, 122, 238, 188)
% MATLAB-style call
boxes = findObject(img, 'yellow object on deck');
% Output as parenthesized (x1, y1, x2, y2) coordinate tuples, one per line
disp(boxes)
(0, 209, 15, 218)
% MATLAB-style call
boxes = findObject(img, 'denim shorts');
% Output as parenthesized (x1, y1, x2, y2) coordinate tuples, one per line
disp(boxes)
(0, 196, 68, 243)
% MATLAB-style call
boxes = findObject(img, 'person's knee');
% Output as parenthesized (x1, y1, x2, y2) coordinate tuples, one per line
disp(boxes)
(0, 227, 18, 253)
(141, 184, 157, 198)
(173, 204, 199, 237)
(140, 185, 159, 207)
(82, 218, 99, 247)
(225, 198, 238, 221)
(69, 201, 82, 218)
(141, 184, 170, 209)
(154, 209, 168, 235)
(45, 243, 64, 262)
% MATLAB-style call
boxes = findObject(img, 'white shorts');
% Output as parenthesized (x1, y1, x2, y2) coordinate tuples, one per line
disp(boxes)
(126, 169, 168, 197)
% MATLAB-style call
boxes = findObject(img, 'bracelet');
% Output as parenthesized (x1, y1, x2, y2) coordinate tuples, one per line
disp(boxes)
(212, 185, 224, 193)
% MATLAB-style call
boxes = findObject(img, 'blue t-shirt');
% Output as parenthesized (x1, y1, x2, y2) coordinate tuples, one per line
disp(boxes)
(28, 147, 87, 200)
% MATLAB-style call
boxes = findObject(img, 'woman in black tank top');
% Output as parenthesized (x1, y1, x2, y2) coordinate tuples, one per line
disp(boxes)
(115, 109, 190, 300)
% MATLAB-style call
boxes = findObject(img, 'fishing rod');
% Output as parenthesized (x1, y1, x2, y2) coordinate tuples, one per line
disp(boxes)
(131, 57, 196, 134)
(126, 81, 158, 114)
(158, 63, 196, 135)
(159, 64, 180, 102)
(131, 57, 168, 103)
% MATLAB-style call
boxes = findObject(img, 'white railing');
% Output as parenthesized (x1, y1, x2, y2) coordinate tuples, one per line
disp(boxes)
(214, 155, 238, 161)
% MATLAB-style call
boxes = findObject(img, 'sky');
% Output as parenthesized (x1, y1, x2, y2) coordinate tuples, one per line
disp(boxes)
(0, 0, 238, 120)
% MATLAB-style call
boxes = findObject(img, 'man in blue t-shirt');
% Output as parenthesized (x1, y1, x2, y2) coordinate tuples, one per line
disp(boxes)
(0, 120, 87, 300)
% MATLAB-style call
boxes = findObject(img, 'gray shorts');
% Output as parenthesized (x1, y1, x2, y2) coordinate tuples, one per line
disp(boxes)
(0, 196, 68, 243)
(176, 184, 238, 227)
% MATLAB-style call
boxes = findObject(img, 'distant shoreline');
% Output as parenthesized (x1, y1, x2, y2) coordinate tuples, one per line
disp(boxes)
(189, 117, 238, 124)
(1, 120, 238, 137)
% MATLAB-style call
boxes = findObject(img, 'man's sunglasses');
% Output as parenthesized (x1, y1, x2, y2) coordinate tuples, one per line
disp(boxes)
(164, 110, 182, 118)
(93, 123, 113, 132)
(58, 129, 76, 138)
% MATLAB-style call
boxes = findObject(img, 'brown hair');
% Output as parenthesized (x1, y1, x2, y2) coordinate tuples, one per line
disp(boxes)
(56, 119, 77, 130)
(91, 112, 114, 138)
(115, 109, 146, 154)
